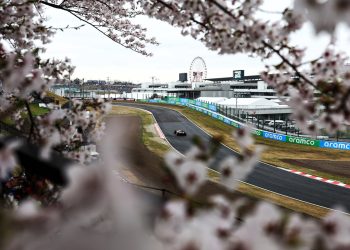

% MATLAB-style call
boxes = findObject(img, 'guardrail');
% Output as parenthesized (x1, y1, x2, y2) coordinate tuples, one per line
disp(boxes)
(138, 98, 350, 151)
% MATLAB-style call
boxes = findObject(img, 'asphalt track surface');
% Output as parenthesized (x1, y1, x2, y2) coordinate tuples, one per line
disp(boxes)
(117, 103, 350, 211)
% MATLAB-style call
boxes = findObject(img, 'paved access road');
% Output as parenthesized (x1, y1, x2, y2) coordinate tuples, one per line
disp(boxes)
(117, 103, 350, 211)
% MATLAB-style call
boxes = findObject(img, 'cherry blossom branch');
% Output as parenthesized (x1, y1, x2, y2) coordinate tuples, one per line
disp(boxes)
(262, 41, 317, 89)
(48, 24, 85, 31)
(67, 10, 143, 52)
(208, 0, 235, 19)
(202, 1, 319, 91)
(94, 0, 112, 10)
(39, 1, 84, 14)
(155, 0, 209, 30)
(257, 8, 283, 14)
(39, 0, 157, 55)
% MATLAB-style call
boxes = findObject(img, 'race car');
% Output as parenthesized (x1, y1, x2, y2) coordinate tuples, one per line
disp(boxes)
(174, 129, 187, 136)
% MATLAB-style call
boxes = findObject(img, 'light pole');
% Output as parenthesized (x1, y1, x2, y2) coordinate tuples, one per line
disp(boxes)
(107, 77, 110, 99)
(68, 74, 71, 99)
(81, 78, 85, 100)
(233, 89, 238, 116)
(235, 94, 238, 116)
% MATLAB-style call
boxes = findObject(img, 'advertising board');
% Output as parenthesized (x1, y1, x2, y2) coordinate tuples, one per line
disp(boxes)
(208, 104, 217, 112)
(320, 140, 350, 150)
(287, 136, 319, 147)
(251, 129, 262, 136)
(262, 131, 286, 142)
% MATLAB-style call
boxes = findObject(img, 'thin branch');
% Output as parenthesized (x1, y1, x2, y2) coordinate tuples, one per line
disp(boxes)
(33, 3, 43, 19)
(338, 87, 350, 112)
(208, 0, 236, 19)
(94, 0, 112, 10)
(24, 101, 37, 141)
(297, 56, 322, 66)
(59, 0, 68, 6)
(257, 8, 283, 14)
(49, 24, 85, 31)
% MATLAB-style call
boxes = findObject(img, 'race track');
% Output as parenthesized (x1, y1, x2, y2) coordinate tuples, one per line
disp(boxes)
(117, 103, 350, 211)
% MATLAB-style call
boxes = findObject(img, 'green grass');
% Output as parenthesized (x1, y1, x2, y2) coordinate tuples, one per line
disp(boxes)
(1, 91, 64, 126)
(142, 130, 170, 156)
(29, 104, 49, 116)
(45, 91, 69, 106)
(1, 103, 49, 126)
(144, 103, 350, 184)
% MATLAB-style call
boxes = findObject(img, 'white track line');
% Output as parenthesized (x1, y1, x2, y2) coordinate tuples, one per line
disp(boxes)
(154, 123, 166, 139)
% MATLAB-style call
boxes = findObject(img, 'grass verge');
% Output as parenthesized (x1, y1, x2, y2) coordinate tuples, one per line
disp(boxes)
(1, 103, 49, 126)
(207, 168, 328, 218)
(109, 106, 170, 156)
(45, 91, 69, 106)
(29, 103, 49, 116)
(111, 104, 330, 218)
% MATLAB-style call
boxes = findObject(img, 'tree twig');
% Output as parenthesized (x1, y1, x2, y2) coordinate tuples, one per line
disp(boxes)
(24, 101, 37, 142)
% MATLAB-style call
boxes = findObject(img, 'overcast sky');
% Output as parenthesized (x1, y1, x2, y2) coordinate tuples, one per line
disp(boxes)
(43, 1, 350, 83)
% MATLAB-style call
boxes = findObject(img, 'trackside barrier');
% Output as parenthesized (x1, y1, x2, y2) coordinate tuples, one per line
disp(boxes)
(138, 98, 350, 151)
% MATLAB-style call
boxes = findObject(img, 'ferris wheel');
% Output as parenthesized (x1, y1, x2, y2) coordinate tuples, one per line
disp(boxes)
(189, 57, 207, 83)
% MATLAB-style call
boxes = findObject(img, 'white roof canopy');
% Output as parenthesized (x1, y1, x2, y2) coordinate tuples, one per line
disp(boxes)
(217, 98, 280, 109)
(196, 97, 227, 103)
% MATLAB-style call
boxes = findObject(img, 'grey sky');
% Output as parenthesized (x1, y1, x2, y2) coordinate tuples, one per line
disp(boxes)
(43, 1, 350, 83)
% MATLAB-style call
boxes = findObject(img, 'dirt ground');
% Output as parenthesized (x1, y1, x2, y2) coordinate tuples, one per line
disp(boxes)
(108, 115, 254, 204)
(108, 111, 330, 217)
(282, 159, 350, 178)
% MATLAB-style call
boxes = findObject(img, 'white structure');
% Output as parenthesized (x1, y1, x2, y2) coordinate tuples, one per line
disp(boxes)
(217, 98, 280, 109)
(132, 81, 193, 99)
(189, 57, 207, 87)
(197, 97, 292, 116)
(257, 80, 268, 90)
(197, 97, 228, 103)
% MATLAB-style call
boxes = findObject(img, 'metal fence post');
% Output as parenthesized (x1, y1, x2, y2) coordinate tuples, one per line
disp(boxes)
(337, 131, 339, 142)
(262, 118, 265, 129)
